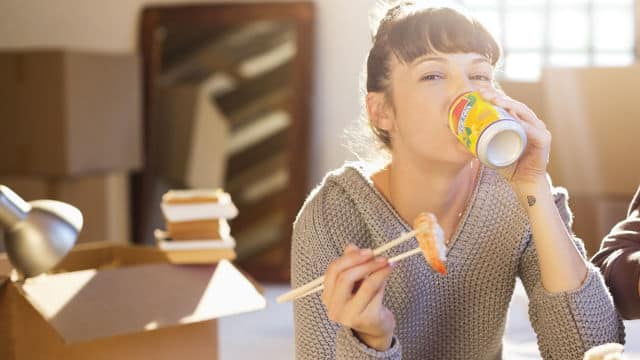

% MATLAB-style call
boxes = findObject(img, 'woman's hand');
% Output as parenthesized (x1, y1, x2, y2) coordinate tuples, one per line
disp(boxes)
(478, 87, 551, 191)
(478, 88, 588, 293)
(322, 244, 396, 351)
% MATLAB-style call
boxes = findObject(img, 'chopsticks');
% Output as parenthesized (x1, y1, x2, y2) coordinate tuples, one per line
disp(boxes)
(288, 248, 424, 300)
(276, 227, 426, 303)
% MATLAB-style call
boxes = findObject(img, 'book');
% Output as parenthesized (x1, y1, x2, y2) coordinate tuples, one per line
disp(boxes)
(154, 229, 235, 250)
(153, 229, 236, 263)
(167, 219, 222, 240)
(162, 188, 221, 204)
(161, 188, 238, 222)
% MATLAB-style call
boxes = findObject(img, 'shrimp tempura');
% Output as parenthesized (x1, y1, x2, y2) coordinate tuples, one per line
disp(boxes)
(413, 212, 447, 275)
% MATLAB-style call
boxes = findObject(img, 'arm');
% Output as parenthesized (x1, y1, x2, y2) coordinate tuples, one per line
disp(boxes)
(478, 87, 623, 358)
(514, 179, 587, 293)
(591, 185, 640, 319)
(291, 183, 402, 360)
(480, 86, 586, 292)
(517, 187, 624, 359)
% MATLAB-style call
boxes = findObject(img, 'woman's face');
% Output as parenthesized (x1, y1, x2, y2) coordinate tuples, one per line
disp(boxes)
(384, 51, 496, 165)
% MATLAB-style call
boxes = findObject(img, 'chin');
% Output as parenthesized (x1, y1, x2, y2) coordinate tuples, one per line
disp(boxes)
(448, 154, 474, 165)
(447, 142, 474, 161)
(417, 151, 473, 167)
(445, 149, 475, 167)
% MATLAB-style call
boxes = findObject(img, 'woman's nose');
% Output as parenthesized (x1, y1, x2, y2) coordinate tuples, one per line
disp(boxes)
(450, 75, 475, 99)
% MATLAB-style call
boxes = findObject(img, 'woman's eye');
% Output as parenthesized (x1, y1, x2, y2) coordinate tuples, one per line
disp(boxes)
(470, 74, 492, 81)
(421, 74, 443, 81)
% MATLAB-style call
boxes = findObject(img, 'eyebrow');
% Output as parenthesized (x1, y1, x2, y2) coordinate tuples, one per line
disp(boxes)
(471, 58, 490, 65)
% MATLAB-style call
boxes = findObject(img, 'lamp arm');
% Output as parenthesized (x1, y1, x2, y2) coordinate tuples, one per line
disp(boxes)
(0, 185, 31, 229)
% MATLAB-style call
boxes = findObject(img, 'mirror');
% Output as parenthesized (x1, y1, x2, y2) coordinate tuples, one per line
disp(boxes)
(135, 3, 314, 282)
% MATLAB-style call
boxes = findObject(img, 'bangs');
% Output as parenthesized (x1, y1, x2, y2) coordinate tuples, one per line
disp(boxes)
(385, 7, 501, 66)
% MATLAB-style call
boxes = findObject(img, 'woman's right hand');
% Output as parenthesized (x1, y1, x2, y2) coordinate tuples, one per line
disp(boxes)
(321, 243, 396, 351)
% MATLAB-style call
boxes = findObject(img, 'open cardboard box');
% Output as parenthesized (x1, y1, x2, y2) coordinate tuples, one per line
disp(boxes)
(542, 65, 640, 196)
(0, 242, 265, 359)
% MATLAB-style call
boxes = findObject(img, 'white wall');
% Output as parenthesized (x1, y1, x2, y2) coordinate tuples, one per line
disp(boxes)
(0, 0, 376, 187)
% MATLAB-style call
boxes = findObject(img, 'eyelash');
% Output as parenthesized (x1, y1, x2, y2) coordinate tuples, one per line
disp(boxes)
(470, 74, 492, 81)
(421, 74, 444, 81)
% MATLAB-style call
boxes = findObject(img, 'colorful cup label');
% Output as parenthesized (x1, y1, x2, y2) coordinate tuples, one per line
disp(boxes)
(448, 91, 514, 157)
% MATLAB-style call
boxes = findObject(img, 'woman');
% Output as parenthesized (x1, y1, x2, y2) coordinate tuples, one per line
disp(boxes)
(291, 3, 623, 359)
(592, 185, 640, 320)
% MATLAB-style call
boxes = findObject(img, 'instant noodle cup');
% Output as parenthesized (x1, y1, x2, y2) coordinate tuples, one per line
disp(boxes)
(448, 91, 527, 168)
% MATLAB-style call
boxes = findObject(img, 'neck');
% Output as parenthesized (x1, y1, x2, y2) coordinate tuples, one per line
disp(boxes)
(383, 155, 478, 229)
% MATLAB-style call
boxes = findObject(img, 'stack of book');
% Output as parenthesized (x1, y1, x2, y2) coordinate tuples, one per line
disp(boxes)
(154, 188, 239, 263)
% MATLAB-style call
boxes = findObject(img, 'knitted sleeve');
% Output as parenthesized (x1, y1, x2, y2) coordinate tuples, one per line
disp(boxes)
(517, 186, 625, 359)
(591, 185, 640, 319)
(291, 181, 402, 360)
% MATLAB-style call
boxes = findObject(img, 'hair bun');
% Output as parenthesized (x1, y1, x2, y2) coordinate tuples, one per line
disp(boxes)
(368, 1, 456, 38)
(368, 0, 400, 38)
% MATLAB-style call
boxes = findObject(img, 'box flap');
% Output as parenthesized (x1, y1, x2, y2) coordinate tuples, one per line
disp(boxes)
(54, 242, 227, 269)
(19, 259, 265, 343)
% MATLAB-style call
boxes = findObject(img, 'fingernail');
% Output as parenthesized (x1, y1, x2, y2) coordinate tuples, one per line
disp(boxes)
(375, 257, 387, 264)
(360, 249, 372, 256)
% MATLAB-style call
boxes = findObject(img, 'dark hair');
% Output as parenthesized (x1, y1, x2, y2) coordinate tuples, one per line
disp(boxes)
(360, 2, 502, 153)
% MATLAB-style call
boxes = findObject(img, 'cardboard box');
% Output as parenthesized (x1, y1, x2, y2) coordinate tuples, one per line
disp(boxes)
(499, 79, 545, 121)
(569, 194, 633, 256)
(0, 242, 265, 360)
(0, 173, 130, 244)
(0, 50, 142, 176)
(542, 66, 640, 196)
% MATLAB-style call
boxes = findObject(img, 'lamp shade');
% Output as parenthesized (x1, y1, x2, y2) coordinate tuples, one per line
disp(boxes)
(0, 185, 83, 277)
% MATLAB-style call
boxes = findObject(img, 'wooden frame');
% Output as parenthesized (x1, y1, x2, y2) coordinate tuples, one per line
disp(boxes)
(134, 2, 314, 282)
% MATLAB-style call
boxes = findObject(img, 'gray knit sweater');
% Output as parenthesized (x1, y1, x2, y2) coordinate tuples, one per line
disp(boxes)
(291, 162, 624, 360)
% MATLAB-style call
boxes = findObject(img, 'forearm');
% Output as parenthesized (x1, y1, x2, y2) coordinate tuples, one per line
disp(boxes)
(515, 179, 588, 293)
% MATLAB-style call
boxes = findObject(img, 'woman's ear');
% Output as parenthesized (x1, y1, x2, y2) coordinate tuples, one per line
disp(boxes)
(366, 92, 393, 131)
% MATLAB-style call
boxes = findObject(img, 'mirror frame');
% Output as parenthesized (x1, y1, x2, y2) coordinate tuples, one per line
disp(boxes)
(135, 2, 314, 282)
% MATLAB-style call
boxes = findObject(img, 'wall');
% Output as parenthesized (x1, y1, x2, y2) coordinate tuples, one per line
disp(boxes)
(0, 0, 377, 187)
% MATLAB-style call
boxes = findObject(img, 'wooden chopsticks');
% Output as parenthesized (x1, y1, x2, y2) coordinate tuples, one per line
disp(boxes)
(277, 227, 427, 303)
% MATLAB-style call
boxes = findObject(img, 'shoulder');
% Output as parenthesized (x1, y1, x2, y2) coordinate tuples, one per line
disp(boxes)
(291, 163, 377, 282)
(295, 163, 364, 224)
(294, 161, 379, 226)
(293, 162, 382, 249)
(550, 183, 573, 229)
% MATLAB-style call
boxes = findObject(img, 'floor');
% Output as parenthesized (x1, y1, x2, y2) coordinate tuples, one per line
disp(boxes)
(219, 284, 295, 360)
(219, 281, 640, 359)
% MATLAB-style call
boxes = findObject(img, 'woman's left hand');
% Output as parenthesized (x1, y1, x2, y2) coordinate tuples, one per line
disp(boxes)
(478, 87, 551, 190)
